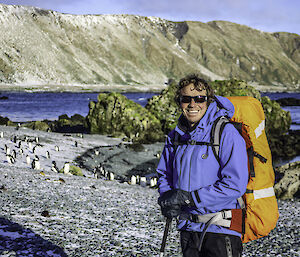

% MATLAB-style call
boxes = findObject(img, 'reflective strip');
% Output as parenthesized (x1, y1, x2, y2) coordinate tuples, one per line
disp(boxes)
(255, 120, 265, 138)
(253, 187, 275, 200)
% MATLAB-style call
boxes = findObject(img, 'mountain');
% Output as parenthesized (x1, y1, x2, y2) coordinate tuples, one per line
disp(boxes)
(0, 4, 299, 91)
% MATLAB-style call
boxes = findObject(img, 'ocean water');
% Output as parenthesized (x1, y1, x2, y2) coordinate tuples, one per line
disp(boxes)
(0, 91, 157, 122)
(0, 91, 299, 130)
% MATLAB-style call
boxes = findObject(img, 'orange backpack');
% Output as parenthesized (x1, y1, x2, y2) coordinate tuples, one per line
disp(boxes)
(212, 96, 279, 243)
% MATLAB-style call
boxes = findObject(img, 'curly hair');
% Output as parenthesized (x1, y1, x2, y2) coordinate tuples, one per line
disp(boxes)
(174, 74, 215, 106)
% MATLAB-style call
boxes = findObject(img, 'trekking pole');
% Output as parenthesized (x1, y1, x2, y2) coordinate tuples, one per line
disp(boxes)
(159, 218, 172, 257)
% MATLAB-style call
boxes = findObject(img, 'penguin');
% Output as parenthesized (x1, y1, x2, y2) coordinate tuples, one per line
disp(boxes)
(150, 177, 157, 188)
(4, 144, 10, 155)
(32, 155, 40, 170)
(0, 131, 4, 138)
(35, 137, 39, 143)
(6, 154, 15, 164)
(55, 145, 59, 152)
(140, 177, 147, 187)
(131, 175, 137, 185)
(63, 162, 70, 174)
(109, 172, 115, 181)
(17, 141, 22, 148)
(51, 161, 59, 173)
(15, 123, 21, 130)
(74, 141, 78, 147)
(12, 149, 17, 159)
(26, 155, 31, 165)
(46, 151, 50, 159)
(32, 145, 37, 154)
(19, 148, 24, 156)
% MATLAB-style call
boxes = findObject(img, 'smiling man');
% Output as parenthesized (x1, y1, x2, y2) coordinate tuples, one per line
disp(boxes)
(157, 74, 248, 257)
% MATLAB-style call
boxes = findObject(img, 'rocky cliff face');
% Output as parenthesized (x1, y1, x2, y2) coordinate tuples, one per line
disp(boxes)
(0, 4, 299, 90)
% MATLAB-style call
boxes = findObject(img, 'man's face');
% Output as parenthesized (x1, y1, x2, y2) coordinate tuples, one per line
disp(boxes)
(180, 83, 208, 127)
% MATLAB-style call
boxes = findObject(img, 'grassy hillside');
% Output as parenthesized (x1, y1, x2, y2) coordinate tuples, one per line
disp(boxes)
(0, 4, 299, 91)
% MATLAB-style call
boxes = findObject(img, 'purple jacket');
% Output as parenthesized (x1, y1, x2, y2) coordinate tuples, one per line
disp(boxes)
(156, 96, 248, 236)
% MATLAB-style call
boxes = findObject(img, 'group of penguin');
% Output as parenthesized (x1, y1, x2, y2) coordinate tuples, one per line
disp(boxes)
(2, 130, 158, 188)
(2, 131, 74, 175)
(92, 162, 158, 188)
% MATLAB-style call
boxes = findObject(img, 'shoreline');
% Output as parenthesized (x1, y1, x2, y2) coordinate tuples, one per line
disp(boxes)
(0, 83, 299, 93)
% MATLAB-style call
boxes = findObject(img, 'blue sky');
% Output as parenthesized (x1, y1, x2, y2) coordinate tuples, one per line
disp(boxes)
(1, 0, 299, 34)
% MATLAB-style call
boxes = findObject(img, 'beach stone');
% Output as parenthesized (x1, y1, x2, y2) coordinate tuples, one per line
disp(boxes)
(85, 92, 164, 143)
(274, 161, 300, 199)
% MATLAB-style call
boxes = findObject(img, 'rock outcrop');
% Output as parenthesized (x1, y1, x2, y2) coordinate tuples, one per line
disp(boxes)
(85, 92, 164, 143)
(274, 161, 300, 199)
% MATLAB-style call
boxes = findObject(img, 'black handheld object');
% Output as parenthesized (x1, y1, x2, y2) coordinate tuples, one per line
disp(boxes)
(159, 218, 172, 257)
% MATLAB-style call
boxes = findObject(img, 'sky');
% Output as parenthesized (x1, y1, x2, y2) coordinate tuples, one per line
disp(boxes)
(0, 0, 299, 35)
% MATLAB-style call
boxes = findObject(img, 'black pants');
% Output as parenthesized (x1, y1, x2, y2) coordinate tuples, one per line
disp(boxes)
(180, 231, 243, 257)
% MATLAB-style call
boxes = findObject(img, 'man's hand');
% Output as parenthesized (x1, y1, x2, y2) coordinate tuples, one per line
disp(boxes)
(158, 189, 194, 218)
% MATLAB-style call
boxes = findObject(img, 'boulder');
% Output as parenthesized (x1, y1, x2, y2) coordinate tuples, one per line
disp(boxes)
(274, 161, 300, 199)
(23, 120, 50, 131)
(0, 115, 9, 125)
(268, 130, 300, 161)
(50, 114, 87, 133)
(85, 92, 164, 143)
(276, 97, 300, 106)
(261, 96, 291, 136)
(211, 79, 261, 100)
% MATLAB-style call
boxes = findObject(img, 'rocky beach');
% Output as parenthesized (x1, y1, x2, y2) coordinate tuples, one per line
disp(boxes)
(0, 124, 299, 257)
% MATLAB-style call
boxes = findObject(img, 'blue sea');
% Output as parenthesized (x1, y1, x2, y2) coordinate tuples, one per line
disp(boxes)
(0, 91, 299, 130)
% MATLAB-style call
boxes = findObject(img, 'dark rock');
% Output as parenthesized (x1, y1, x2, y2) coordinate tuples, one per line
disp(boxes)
(0, 115, 9, 125)
(268, 130, 300, 162)
(276, 97, 300, 106)
(51, 114, 88, 133)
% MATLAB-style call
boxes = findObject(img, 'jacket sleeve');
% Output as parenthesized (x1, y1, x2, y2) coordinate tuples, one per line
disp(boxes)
(191, 124, 248, 208)
(156, 135, 176, 196)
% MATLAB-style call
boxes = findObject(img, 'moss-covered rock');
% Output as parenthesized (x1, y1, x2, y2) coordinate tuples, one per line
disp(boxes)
(211, 79, 261, 99)
(145, 81, 180, 134)
(23, 120, 50, 131)
(0, 115, 9, 125)
(59, 165, 83, 176)
(50, 114, 87, 133)
(85, 92, 164, 143)
(261, 96, 291, 136)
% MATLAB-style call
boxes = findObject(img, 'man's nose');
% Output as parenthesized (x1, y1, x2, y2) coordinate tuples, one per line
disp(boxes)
(189, 98, 196, 107)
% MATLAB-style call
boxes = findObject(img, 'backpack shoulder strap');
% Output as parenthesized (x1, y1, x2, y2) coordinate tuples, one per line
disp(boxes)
(211, 116, 230, 163)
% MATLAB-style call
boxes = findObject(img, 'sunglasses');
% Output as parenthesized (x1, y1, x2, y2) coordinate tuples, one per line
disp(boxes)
(180, 95, 208, 104)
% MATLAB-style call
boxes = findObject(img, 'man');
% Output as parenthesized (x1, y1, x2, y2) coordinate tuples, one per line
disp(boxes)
(157, 74, 248, 257)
